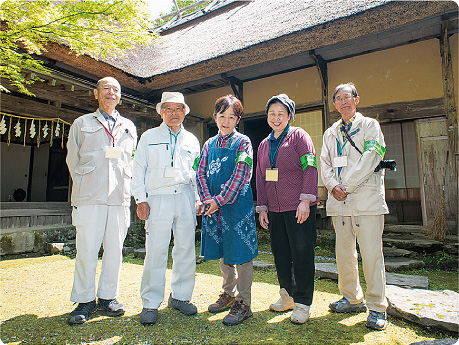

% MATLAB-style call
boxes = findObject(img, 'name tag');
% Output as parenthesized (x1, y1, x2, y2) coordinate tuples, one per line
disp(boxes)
(266, 168, 278, 182)
(333, 156, 348, 168)
(105, 147, 122, 159)
(164, 166, 180, 178)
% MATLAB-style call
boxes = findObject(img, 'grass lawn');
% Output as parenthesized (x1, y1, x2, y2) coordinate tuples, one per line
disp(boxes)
(0, 241, 457, 345)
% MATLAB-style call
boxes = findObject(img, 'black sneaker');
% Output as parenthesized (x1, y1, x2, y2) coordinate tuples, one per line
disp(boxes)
(366, 310, 387, 330)
(68, 300, 97, 325)
(167, 293, 197, 315)
(97, 298, 125, 317)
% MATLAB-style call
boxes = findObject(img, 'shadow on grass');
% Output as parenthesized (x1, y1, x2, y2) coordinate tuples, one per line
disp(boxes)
(0, 307, 381, 345)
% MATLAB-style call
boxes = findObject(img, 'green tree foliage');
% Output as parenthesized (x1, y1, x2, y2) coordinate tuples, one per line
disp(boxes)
(0, 0, 156, 96)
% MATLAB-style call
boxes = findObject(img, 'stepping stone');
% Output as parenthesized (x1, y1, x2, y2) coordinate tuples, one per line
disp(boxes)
(134, 248, 146, 259)
(384, 224, 424, 234)
(383, 247, 413, 257)
(386, 273, 428, 289)
(383, 238, 442, 252)
(444, 243, 458, 255)
(123, 246, 135, 256)
(385, 257, 425, 272)
(253, 260, 275, 270)
(315, 262, 338, 280)
(410, 339, 458, 345)
(46, 242, 65, 254)
(315, 263, 429, 289)
(386, 285, 459, 333)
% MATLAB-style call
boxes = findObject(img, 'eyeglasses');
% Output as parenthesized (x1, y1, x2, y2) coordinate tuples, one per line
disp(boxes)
(334, 94, 354, 103)
(164, 106, 185, 114)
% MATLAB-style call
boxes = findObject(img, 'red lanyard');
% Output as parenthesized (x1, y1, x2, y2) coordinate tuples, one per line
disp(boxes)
(97, 119, 122, 147)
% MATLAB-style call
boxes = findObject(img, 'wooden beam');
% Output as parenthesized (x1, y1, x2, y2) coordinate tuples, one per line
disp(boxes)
(221, 74, 244, 104)
(310, 51, 329, 132)
(328, 98, 446, 126)
(440, 20, 459, 231)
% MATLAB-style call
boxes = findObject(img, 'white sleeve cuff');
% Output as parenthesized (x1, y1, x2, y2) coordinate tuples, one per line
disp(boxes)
(256, 205, 268, 213)
(299, 193, 316, 202)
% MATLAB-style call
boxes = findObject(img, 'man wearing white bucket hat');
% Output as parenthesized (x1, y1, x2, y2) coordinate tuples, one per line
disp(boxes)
(131, 92, 201, 325)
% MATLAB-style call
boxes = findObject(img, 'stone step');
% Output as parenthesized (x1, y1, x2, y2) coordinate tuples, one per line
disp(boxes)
(383, 247, 413, 257)
(386, 285, 459, 334)
(383, 237, 443, 252)
(385, 257, 426, 272)
(253, 260, 275, 270)
(314, 262, 429, 288)
(385, 272, 428, 289)
(384, 224, 424, 234)
(0, 225, 75, 255)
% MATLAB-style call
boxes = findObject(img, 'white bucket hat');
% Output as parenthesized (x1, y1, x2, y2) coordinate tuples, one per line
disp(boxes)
(156, 92, 190, 115)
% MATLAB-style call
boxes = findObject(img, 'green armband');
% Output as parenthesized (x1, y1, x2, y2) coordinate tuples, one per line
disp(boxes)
(300, 154, 317, 171)
(236, 151, 252, 167)
(192, 156, 200, 171)
(363, 140, 386, 159)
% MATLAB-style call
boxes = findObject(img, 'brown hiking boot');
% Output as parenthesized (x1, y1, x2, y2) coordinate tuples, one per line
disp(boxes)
(222, 300, 253, 326)
(208, 292, 235, 313)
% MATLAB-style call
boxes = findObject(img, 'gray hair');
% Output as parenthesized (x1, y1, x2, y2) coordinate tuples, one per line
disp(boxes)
(332, 82, 358, 102)
(95, 77, 121, 91)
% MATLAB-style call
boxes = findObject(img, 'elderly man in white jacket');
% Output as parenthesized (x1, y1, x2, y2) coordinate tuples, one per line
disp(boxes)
(131, 92, 201, 325)
(66, 77, 137, 324)
(320, 82, 389, 331)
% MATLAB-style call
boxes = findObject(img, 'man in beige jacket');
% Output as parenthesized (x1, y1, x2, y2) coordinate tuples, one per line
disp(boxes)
(66, 77, 137, 324)
(320, 82, 389, 331)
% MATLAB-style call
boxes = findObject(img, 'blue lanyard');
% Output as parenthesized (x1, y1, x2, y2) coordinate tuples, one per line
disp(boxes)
(269, 131, 287, 168)
(169, 131, 178, 166)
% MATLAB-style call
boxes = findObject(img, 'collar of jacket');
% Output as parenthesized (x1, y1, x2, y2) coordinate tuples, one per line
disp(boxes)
(331, 112, 364, 138)
(159, 121, 184, 138)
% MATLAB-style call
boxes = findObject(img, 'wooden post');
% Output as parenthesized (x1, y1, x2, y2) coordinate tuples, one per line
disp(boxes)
(439, 20, 459, 233)
(310, 51, 329, 129)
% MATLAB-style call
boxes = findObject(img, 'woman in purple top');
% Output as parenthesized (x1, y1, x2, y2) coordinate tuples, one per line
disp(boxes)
(256, 94, 319, 324)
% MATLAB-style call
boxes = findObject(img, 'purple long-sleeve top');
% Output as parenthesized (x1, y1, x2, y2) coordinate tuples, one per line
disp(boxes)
(256, 126, 319, 213)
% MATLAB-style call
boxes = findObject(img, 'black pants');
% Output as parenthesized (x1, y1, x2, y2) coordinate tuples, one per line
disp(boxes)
(269, 205, 317, 306)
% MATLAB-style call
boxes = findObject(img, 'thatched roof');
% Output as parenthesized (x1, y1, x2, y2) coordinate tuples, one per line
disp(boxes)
(43, 0, 458, 97)
(111, 0, 392, 78)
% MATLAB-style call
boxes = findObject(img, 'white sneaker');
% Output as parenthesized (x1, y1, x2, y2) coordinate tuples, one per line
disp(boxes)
(269, 288, 294, 312)
(291, 303, 310, 324)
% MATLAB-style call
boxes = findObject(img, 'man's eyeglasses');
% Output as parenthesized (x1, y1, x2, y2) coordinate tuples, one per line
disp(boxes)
(334, 94, 354, 103)
(164, 106, 185, 114)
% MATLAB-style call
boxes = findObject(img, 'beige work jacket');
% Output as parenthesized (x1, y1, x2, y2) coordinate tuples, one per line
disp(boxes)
(320, 112, 389, 216)
(66, 109, 137, 206)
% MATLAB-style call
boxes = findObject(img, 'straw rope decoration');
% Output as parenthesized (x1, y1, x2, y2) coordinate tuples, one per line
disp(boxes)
(0, 112, 72, 148)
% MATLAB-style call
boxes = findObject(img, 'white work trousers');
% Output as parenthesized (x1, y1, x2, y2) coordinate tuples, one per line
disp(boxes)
(332, 215, 388, 312)
(141, 191, 197, 308)
(70, 205, 130, 303)
(220, 258, 253, 306)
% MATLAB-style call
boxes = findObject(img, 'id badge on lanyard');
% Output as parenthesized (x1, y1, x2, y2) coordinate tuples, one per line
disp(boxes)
(266, 168, 278, 181)
(105, 147, 122, 159)
(164, 166, 180, 178)
(333, 156, 347, 168)
(99, 119, 122, 160)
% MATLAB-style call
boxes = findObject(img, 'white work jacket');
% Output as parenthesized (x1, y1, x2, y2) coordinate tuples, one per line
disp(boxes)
(131, 122, 201, 204)
(66, 109, 137, 206)
(320, 112, 389, 216)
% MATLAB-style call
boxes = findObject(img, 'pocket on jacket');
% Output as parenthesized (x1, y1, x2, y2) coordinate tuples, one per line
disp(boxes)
(74, 164, 96, 197)
(80, 126, 106, 152)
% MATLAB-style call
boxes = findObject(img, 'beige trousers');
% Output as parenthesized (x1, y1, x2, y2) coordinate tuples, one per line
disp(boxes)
(332, 215, 388, 312)
(219, 258, 253, 306)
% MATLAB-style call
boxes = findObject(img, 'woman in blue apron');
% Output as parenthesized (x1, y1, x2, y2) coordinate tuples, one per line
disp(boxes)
(196, 95, 258, 326)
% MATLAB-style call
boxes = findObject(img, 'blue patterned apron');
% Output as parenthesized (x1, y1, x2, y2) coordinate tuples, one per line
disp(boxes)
(200, 134, 258, 265)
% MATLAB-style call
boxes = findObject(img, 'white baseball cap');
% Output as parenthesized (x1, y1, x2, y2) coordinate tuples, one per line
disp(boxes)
(156, 92, 190, 115)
